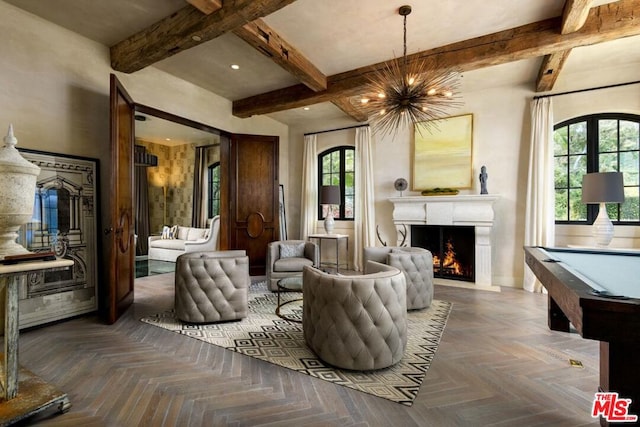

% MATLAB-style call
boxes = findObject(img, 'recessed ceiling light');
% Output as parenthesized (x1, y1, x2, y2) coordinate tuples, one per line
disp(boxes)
(230, 64, 240, 70)
(165, 138, 171, 141)
(192, 35, 202, 42)
(303, 107, 310, 111)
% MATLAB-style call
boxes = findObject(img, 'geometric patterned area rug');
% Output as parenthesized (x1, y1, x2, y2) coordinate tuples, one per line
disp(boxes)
(140, 281, 452, 406)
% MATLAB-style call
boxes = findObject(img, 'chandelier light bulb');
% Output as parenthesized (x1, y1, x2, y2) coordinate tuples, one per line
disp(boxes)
(427, 88, 437, 95)
(361, 98, 369, 104)
(443, 90, 453, 97)
(378, 93, 386, 99)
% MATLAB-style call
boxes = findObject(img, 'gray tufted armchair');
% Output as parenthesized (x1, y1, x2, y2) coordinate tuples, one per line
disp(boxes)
(302, 261, 407, 371)
(266, 240, 319, 291)
(363, 246, 434, 310)
(175, 250, 249, 323)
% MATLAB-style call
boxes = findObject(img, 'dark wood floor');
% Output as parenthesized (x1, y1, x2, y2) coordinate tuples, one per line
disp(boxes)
(15, 274, 600, 426)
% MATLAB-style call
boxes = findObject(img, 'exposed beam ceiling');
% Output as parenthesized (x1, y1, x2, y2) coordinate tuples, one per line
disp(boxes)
(536, 0, 594, 92)
(233, 0, 640, 118)
(330, 98, 369, 122)
(110, 0, 297, 73)
(232, 18, 327, 91)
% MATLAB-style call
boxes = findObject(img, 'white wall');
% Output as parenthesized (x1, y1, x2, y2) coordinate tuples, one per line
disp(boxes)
(288, 70, 640, 289)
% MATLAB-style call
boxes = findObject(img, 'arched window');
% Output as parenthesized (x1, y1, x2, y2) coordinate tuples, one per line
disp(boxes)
(207, 162, 220, 218)
(554, 113, 640, 224)
(317, 146, 355, 220)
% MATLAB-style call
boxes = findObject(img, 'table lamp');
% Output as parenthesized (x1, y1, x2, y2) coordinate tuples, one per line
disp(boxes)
(320, 185, 340, 234)
(581, 172, 624, 247)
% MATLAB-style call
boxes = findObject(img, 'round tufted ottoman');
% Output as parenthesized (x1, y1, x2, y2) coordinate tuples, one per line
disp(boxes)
(175, 250, 249, 323)
(302, 261, 407, 371)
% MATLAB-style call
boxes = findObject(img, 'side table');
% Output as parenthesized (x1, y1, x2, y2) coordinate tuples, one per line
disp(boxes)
(0, 258, 73, 425)
(308, 233, 349, 273)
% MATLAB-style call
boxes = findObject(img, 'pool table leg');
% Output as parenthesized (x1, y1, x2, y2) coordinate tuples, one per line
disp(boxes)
(599, 341, 640, 424)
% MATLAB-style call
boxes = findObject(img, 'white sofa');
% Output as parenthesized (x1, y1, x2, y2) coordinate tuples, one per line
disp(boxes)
(148, 216, 220, 262)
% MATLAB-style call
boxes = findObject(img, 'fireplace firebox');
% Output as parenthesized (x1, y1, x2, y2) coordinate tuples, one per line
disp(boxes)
(412, 225, 475, 282)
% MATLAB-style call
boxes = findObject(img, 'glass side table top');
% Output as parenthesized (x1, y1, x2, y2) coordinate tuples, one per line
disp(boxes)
(277, 275, 303, 291)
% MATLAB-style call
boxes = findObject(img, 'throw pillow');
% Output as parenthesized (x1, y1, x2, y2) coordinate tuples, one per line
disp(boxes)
(279, 242, 305, 259)
(170, 225, 179, 239)
(161, 226, 171, 239)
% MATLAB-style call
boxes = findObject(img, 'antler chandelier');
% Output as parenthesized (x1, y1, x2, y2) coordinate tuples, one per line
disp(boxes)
(362, 5, 462, 137)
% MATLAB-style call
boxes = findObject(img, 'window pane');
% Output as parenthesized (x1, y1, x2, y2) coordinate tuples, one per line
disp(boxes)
(605, 203, 618, 222)
(554, 127, 568, 156)
(322, 155, 331, 173)
(599, 153, 618, 172)
(620, 120, 639, 151)
(345, 149, 354, 172)
(330, 151, 340, 173)
(344, 195, 354, 219)
(598, 119, 618, 152)
(620, 187, 639, 221)
(568, 154, 586, 187)
(620, 151, 639, 186)
(554, 156, 568, 188)
(569, 122, 587, 154)
(555, 189, 568, 221)
(569, 188, 587, 221)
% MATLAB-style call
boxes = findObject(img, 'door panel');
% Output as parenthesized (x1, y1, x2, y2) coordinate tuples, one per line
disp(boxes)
(227, 134, 279, 276)
(108, 74, 135, 324)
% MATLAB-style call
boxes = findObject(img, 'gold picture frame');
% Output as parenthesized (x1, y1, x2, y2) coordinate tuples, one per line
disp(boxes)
(412, 113, 473, 190)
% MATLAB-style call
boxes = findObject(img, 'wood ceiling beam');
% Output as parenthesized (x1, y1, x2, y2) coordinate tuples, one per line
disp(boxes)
(110, 0, 297, 73)
(561, 0, 594, 34)
(186, 0, 222, 15)
(536, 0, 593, 92)
(536, 50, 572, 92)
(233, 19, 327, 91)
(330, 98, 369, 122)
(233, 0, 640, 118)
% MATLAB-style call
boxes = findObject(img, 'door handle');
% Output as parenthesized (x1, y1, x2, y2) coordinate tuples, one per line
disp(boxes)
(104, 227, 113, 235)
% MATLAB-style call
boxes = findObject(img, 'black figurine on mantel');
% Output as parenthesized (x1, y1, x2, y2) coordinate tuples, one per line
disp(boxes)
(479, 165, 488, 194)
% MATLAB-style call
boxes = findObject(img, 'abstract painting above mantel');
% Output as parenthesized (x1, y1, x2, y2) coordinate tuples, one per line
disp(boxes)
(412, 114, 473, 190)
(16, 149, 99, 329)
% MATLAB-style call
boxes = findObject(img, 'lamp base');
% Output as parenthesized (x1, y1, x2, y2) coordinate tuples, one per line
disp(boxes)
(592, 202, 614, 247)
(324, 211, 335, 234)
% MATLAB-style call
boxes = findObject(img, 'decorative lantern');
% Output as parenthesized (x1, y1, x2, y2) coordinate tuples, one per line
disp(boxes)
(0, 125, 40, 260)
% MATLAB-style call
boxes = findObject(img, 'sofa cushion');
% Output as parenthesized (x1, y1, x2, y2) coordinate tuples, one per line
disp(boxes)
(177, 226, 190, 240)
(274, 257, 313, 272)
(161, 225, 174, 240)
(150, 239, 187, 250)
(187, 227, 207, 241)
(279, 242, 305, 259)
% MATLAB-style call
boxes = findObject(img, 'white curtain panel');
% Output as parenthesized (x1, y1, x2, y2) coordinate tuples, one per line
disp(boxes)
(354, 127, 377, 271)
(523, 97, 555, 292)
(300, 134, 318, 240)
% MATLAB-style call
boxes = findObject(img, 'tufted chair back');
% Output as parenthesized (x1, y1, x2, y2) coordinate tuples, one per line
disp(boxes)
(175, 250, 249, 323)
(302, 261, 407, 371)
(363, 246, 434, 310)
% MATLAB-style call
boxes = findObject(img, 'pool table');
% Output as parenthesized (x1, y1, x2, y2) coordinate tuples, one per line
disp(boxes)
(524, 246, 640, 424)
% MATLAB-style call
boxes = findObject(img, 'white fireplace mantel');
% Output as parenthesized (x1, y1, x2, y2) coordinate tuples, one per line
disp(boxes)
(389, 195, 500, 291)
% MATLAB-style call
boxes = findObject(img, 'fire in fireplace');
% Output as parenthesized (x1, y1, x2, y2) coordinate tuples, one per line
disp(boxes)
(411, 225, 475, 282)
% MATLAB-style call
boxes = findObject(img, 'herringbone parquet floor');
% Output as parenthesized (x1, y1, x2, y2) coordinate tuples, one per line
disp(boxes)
(15, 274, 600, 426)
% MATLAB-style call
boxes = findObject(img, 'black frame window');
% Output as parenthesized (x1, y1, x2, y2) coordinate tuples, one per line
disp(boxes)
(318, 146, 355, 220)
(554, 113, 640, 224)
(207, 162, 220, 218)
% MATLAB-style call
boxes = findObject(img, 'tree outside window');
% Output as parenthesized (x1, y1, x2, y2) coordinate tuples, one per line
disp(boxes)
(318, 146, 355, 220)
(554, 114, 639, 224)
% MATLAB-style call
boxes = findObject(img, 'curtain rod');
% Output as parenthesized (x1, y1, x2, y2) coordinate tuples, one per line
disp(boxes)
(304, 123, 369, 136)
(533, 79, 640, 100)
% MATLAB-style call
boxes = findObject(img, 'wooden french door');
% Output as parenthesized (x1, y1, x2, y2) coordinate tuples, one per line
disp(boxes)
(107, 74, 135, 324)
(222, 133, 279, 276)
